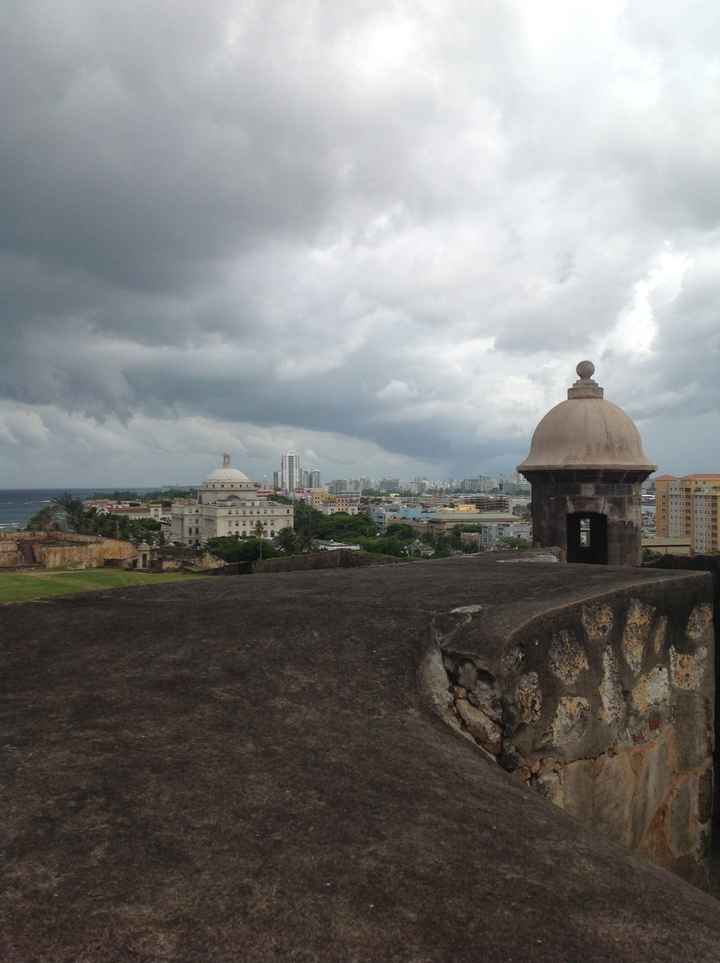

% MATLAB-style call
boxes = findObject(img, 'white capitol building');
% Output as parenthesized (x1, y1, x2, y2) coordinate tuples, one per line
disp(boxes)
(170, 454, 294, 546)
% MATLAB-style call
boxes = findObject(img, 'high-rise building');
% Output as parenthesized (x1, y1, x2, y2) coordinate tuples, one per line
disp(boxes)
(379, 478, 400, 493)
(301, 469, 310, 488)
(655, 474, 720, 554)
(309, 469, 321, 488)
(272, 470, 280, 490)
(281, 451, 302, 492)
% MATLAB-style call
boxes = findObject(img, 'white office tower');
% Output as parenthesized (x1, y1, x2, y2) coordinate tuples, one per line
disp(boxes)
(309, 470, 321, 488)
(281, 451, 302, 492)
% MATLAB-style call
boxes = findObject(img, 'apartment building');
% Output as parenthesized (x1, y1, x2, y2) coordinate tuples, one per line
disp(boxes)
(655, 473, 720, 554)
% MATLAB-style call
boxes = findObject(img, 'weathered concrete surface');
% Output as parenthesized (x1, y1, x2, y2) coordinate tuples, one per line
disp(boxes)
(1, 557, 720, 962)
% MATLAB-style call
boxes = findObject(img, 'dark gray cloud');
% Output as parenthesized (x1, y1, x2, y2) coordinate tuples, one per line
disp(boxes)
(2, 0, 720, 485)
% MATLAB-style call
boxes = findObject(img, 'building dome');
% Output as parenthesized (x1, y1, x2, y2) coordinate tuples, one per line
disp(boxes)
(201, 454, 254, 489)
(205, 466, 251, 484)
(518, 361, 656, 473)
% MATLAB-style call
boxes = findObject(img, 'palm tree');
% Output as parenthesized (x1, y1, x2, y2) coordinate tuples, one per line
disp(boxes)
(296, 530, 314, 553)
(50, 493, 85, 532)
(254, 521, 266, 560)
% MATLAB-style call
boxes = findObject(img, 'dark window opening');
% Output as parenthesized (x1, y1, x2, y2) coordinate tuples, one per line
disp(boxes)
(567, 512, 608, 564)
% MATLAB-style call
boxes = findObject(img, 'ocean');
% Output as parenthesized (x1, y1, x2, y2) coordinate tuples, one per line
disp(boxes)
(0, 489, 154, 531)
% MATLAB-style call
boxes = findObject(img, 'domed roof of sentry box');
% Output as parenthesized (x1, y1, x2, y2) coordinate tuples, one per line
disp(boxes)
(517, 361, 656, 473)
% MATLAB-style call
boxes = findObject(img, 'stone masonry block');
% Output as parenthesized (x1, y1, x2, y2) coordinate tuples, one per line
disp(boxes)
(686, 604, 713, 644)
(552, 696, 591, 750)
(669, 645, 709, 691)
(671, 691, 713, 770)
(593, 752, 634, 848)
(599, 646, 625, 731)
(622, 599, 655, 674)
(629, 733, 672, 850)
(581, 603, 614, 644)
(549, 630, 589, 686)
(669, 780, 694, 859)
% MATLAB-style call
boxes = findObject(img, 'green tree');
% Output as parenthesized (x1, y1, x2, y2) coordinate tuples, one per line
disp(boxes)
(50, 493, 85, 532)
(275, 527, 298, 554)
(26, 505, 55, 531)
(497, 536, 531, 551)
(356, 536, 406, 557)
(385, 523, 416, 541)
(206, 536, 277, 563)
(431, 535, 454, 558)
(126, 518, 163, 546)
(293, 502, 325, 538)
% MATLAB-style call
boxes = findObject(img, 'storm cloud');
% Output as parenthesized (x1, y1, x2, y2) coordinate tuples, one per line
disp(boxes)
(2, 0, 720, 485)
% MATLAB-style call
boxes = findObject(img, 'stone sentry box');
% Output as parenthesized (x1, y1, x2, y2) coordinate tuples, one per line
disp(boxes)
(436, 579, 715, 878)
(518, 361, 656, 566)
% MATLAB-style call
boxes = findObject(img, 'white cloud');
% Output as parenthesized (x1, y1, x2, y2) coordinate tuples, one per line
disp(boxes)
(2, 0, 720, 482)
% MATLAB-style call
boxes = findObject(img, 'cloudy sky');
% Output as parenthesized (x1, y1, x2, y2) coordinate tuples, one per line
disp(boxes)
(2, 0, 720, 486)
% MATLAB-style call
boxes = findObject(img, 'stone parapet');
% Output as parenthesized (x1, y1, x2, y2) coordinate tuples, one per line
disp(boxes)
(436, 576, 714, 878)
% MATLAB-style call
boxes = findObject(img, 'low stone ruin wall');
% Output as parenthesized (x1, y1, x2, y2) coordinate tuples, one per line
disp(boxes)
(0, 539, 22, 567)
(151, 551, 224, 572)
(35, 539, 135, 570)
(254, 550, 402, 574)
(434, 580, 714, 878)
(0, 532, 138, 570)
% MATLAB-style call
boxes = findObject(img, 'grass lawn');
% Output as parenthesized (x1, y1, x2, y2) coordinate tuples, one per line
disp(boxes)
(0, 568, 208, 604)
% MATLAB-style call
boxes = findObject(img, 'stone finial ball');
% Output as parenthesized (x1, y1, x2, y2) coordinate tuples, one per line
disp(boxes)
(576, 360, 595, 380)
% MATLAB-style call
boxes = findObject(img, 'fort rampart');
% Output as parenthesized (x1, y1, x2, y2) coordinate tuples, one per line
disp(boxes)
(4, 557, 720, 960)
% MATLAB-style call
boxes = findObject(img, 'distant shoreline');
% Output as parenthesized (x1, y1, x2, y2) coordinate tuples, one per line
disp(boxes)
(0, 487, 196, 531)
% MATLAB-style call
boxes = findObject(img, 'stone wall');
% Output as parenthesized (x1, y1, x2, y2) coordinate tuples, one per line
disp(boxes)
(0, 532, 137, 570)
(254, 550, 402, 573)
(436, 581, 714, 878)
(523, 469, 647, 565)
(0, 538, 22, 567)
(151, 550, 224, 572)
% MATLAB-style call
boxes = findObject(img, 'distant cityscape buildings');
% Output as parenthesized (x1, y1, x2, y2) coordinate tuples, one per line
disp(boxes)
(269, 449, 530, 502)
(151, 444, 720, 559)
(655, 474, 720, 555)
(261, 449, 533, 539)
